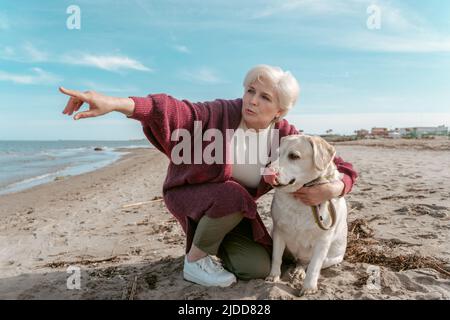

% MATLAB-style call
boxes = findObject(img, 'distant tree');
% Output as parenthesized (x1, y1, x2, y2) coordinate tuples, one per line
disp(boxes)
(326, 129, 333, 134)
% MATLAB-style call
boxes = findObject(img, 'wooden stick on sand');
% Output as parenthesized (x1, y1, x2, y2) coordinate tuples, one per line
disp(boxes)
(129, 276, 138, 300)
(121, 199, 163, 209)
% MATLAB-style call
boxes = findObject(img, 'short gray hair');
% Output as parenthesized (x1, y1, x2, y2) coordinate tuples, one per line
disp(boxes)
(243, 65, 300, 121)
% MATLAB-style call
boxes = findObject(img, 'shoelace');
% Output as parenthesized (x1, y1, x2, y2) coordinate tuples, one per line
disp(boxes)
(206, 258, 225, 273)
(198, 257, 225, 274)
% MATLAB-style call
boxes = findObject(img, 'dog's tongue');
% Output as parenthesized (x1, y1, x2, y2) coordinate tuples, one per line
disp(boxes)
(262, 167, 278, 186)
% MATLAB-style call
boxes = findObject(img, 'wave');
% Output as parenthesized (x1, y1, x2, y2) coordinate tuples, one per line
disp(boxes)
(0, 150, 125, 196)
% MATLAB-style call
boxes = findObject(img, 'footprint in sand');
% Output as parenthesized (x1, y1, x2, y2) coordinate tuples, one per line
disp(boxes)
(395, 204, 448, 218)
(349, 201, 365, 211)
(414, 233, 438, 240)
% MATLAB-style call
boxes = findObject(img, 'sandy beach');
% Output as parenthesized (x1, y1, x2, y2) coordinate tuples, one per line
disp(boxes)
(0, 139, 449, 300)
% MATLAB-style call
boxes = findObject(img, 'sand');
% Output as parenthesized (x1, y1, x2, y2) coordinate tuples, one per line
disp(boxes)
(0, 139, 449, 300)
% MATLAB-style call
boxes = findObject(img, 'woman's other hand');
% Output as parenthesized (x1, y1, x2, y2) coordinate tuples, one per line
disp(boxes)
(292, 180, 344, 206)
(60, 87, 135, 120)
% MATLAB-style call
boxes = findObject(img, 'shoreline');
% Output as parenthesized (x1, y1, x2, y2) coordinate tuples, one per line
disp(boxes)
(0, 147, 155, 208)
(0, 143, 449, 299)
(0, 146, 151, 197)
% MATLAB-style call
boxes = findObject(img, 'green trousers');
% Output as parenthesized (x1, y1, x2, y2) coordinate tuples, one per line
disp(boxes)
(192, 212, 271, 280)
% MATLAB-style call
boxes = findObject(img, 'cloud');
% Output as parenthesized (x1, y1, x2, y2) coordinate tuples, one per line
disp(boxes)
(334, 32, 450, 53)
(0, 43, 49, 63)
(252, 0, 424, 32)
(1, 44, 152, 72)
(82, 81, 140, 93)
(0, 68, 61, 85)
(62, 54, 152, 72)
(179, 67, 224, 84)
(253, 0, 447, 53)
(0, 46, 15, 59)
(173, 45, 191, 54)
(0, 12, 9, 30)
(251, 0, 359, 19)
(23, 43, 48, 62)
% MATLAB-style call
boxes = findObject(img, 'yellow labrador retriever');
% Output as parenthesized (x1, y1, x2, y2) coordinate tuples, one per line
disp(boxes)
(263, 135, 348, 296)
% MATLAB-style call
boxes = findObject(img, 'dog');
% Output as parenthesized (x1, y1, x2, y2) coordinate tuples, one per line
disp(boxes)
(263, 135, 348, 296)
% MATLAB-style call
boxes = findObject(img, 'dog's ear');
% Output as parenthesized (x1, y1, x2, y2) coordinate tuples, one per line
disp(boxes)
(307, 136, 336, 171)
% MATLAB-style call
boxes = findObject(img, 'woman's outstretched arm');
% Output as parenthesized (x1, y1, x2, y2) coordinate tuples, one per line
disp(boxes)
(60, 87, 135, 119)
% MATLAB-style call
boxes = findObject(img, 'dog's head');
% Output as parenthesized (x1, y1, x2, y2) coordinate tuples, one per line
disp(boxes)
(263, 135, 336, 192)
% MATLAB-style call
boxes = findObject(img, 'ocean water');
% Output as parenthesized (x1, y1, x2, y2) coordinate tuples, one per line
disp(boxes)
(0, 140, 151, 195)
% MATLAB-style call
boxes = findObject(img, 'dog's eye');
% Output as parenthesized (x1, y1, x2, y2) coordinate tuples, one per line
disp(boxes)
(288, 152, 301, 160)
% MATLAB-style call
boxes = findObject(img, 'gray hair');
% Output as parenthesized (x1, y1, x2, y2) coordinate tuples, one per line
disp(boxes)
(243, 65, 300, 121)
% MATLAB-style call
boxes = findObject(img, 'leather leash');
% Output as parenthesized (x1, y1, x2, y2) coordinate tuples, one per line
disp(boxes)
(303, 176, 337, 231)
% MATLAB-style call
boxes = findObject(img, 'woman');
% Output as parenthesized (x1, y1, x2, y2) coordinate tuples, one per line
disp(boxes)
(60, 65, 357, 287)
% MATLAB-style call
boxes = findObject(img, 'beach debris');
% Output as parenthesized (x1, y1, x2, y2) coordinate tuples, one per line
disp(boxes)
(348, 218, 374, 239)
(149, 223, 172, 235)
(354, 273, 370, 288)
(121, 196, 164, 209)
(144, 274, 158, 289)
(129, 276, 138, 300)
(394, 204, 448, 218)
(44, 255, 121, 268)
(121, 275, 139, 300)
(349, 201, 365, 211)
(130, 247, 142, 255)
(346, 219, 450, 278)
(88, 266, 126, 278)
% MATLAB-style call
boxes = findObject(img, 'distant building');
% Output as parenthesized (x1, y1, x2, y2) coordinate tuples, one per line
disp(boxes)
(355, 129, 369, 138)
(371, 127, 388, 137)
(388, 129, 401, 139)
(399, 125, 448, 138)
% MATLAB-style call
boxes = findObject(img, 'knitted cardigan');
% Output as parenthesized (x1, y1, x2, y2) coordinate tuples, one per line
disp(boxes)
(129, 94, 358, 252)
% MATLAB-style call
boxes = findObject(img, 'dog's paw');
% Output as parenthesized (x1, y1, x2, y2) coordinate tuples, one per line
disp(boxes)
(290, 267, 306, 281)
(265, 274, 281, 283)
(299, 286, 318, 296)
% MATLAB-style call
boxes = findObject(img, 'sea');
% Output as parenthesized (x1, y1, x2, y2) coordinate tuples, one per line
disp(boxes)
(0, 140, 152, 196)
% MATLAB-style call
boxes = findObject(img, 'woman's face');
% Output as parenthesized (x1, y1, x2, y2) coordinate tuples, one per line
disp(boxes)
(242, 78, 282, 131)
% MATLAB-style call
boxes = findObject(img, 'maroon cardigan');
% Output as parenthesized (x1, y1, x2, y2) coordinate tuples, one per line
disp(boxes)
(129, 94, 358, 251)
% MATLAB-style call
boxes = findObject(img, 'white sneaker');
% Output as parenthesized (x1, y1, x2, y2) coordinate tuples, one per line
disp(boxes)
(183, 255, 237, 287)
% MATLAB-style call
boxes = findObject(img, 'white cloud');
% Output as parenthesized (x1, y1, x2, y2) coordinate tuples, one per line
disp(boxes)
(0, 46, 15, 59)
(0, 43, 49, 62)
(173, 45, 191, 54)
(335, 32, 450, 53)
(179, 67, 224, 84)
(62, 54, 152, 72)
(0, 68, 61, 85)
(82, 81, 140, 93)
(1, 45, 152, 72)
(253, 0, 424, 31)
(23, 43, 48, 62)
(254, 0, 448, 53)
(0, 13, 9, 30)
(252, 0, 359, 19)
(252, 0, 425, 33)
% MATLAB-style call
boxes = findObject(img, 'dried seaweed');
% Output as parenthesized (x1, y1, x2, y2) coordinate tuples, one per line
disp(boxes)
(346, 219, 450, 278)
(44, 256, 121, 268)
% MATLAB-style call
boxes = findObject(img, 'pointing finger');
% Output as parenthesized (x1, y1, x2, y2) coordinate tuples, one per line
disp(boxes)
(59, 86, 87, 100)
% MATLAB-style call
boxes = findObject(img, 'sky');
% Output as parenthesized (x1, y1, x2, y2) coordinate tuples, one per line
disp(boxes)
(0, 0, 449, 140)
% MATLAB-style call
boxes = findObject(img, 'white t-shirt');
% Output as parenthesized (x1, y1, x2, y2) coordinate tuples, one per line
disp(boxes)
(230, 120, 275, 188)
